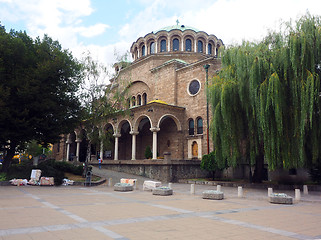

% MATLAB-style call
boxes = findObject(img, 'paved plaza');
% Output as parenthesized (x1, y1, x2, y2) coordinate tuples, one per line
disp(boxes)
(0, 168, 321, 240)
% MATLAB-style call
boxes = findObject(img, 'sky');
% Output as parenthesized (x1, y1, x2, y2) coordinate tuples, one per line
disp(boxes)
(1, 0, 321, 78)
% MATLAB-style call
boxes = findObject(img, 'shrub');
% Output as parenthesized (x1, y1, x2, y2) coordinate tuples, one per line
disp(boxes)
(201, 151, 227, 180)
(6, 160, 33, 180)
(0, 173, 6, 181)
(145, 146, 152, 159)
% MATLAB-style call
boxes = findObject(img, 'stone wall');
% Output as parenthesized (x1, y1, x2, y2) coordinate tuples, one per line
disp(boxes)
(99, 159, 211, 183)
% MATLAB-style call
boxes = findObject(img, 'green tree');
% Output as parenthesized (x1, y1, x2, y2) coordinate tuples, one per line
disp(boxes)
(209, 13, 321, 182)
(201, 151, 227, 180)
(79, 52, 128, 161)
(0, 25, 83, 172)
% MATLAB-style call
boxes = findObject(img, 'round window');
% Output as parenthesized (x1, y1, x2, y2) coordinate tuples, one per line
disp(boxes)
(188, 80, 200, 95)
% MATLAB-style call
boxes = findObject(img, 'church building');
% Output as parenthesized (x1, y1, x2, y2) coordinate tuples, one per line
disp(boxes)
(53, 22, 224, 181)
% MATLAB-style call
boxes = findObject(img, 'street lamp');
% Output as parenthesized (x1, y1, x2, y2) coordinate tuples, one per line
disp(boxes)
(203, 64, 210, 154)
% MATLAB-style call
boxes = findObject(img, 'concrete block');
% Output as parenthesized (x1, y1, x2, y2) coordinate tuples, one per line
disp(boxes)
(114, 183, 133, 192)
(202, 190, 224, 200)
(152, 187, 173, 196)
(269, 193, 293, 204)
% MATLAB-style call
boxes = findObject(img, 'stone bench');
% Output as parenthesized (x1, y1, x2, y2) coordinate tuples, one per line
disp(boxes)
(143, 180, 161, 191)
(114, 183, 133, 192)
(202, 190, 224, 200)
(152, 187, 173, 196)
(269, 193, 293, 204)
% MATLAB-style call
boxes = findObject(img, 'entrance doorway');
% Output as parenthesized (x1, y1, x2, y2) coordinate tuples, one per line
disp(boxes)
(192, 141, 198, 158)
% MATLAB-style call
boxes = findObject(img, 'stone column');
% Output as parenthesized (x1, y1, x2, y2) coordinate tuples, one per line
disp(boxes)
(75, 139, 82, 162)
(66, 140, 71, 161)
(113, 133, 121, 160)
(130, 131, 139, 160)
(150, 127, 160, 160)
(99, 129, 104, 160)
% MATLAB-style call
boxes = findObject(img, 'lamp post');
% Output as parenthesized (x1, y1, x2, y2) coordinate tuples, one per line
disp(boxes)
(203, 64, 210, 154)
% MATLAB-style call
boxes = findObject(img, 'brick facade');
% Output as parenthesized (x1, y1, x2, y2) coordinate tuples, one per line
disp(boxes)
(53, 24, 224, 164)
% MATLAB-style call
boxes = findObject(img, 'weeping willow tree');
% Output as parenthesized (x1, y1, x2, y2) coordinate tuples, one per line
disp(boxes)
(209, 13, 321, 182)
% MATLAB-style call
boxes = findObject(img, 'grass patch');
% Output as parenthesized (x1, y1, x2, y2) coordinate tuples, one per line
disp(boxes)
(64, 172, 101, 182)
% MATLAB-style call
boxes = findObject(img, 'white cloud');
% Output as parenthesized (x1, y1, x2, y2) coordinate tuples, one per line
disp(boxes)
(117, 0, 321, 48)
(77, 23, 110, 38)
(2, 0, 321, 78)
(181, 0, 321, 46)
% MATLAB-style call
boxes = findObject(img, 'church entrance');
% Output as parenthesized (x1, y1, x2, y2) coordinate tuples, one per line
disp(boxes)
(192, 141, 198, 158)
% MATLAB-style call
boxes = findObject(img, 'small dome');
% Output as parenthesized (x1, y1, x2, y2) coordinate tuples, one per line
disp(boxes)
(148, 99, 168, 105)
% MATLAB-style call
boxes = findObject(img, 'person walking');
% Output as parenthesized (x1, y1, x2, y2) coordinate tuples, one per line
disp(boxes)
(98, 157, 102, 169)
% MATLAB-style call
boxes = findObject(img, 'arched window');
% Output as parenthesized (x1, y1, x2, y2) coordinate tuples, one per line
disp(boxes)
(216, 44, 220, 56)
(173, 38, 179, 51)
(197, 118, 203, 134)
(127, 98, 131, 108)
(132, 96, 136, 107)
(189, 119, 194, 135)
(142, 45, 145, 56)
(138, 95, 142, 106)
(143, 93, 147, 105)
(185, 39, 192, 51)
(160, 39, 166, 52)
(208, 43, 212, 55)
(198, 40, 203, 53)
(150, 42, 155, 54)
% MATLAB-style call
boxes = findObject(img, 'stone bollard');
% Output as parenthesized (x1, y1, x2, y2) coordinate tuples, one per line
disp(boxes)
(303, 185, 308, 195)
(168, 183, 172, 189)
(217, 185, 221, 192)
(238, 186, 243, 198)
(268, 188, 273, 196)
(295, 189, 301, 201)
(191, 184, 195, 195)
(108, 178, 113, 187)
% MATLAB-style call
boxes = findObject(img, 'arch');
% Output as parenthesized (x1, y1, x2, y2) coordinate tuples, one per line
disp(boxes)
(141, 45, 146, 56)
(132, 96, 136, 107)
(103, 122, 115, 134)
(142, 93, 147, 105)
(172, 38, 179, 51)
(160, 39, 167, 52)
(188, 118, 194, 135)
(196, 117, 203, 134)
(69, 132, 77, 161)
(116, 119, 132, 135)
(197, 40, 203, 53)
(118, 120, 132, 160)
(157, 114, 182, 131)
(192, 141, 198, 158)
(137, 94, 142, 105)
(150, 41, 155, 54)
(185, 38, 192, 51)
(133, 114, 153, 132)
(208, 43, 212, 55)
(103, 123, 115, 159)
(78, 128, 88, 162)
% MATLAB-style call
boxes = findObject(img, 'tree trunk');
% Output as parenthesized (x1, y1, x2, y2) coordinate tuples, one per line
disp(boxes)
(212, 170, 215, 181)
(1, 142, 17, 173)
(252, 153, 265, 183)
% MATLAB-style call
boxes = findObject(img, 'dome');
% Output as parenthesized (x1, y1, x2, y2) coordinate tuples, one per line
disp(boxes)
(156, 24, 200, 33)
